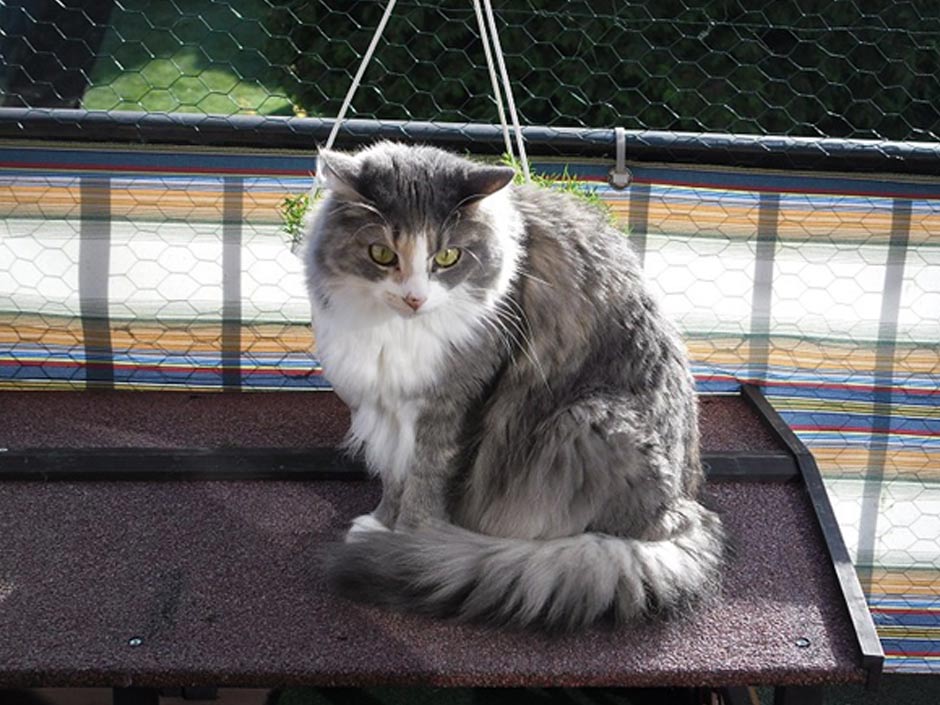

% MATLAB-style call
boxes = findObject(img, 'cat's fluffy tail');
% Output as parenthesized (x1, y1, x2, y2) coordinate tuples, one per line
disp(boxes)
(325, 501, 724, 630)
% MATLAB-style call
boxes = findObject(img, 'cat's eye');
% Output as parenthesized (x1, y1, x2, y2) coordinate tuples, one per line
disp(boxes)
(433, 247, 461, 268)
(368, 244, 397, 266)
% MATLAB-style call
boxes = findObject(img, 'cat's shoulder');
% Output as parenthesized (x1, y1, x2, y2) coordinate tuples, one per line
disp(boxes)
(511, 185, 613, 239)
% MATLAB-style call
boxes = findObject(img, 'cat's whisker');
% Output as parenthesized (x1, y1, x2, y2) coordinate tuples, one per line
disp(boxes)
(490, 296, 551, 391)
(515, 270, 553, 288)
(474, 300, 524, 360)
(463, 248, 484, 271)
(477, 314, 515, 359)
(497, 302, 548, 388)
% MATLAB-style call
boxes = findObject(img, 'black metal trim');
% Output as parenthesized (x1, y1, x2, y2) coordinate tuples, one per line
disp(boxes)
(0, 447, 792, 483)
(2, 108, 939, 175)
(0, 447, 368, 481)
(741, 384, 885, 689)
(703, 451, 797, 482)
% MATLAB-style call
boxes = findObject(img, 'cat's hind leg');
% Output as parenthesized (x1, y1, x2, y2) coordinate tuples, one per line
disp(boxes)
(462, 396, 678, 540)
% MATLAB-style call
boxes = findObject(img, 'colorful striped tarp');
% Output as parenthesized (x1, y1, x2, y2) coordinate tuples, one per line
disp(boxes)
(1, 143, 938, 672)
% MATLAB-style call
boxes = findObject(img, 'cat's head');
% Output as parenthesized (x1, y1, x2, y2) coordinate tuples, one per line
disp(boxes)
(306, 142, 518, 319)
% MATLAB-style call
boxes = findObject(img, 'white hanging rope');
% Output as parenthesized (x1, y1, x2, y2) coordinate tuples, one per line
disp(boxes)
(312, 0, 529, 199)
(471, 0, 514, 162)
(324, 0, 399, 152)
(310, 0, 398, 201)
(481, 0, 530, 182)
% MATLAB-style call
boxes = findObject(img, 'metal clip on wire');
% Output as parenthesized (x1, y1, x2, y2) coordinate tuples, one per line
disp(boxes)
(608, 126, 632, 189)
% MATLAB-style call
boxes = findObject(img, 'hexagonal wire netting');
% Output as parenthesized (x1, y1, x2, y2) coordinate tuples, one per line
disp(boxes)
(0, 0, 939, 674)
(1, 0, 938, 139)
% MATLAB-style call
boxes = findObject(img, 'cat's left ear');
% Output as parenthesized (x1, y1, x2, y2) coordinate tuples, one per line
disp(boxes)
(317, 149, 362, 199)
(459, 166, 516, 207)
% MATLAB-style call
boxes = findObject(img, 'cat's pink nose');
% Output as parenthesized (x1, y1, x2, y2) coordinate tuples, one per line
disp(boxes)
(403, 293, 426, 311)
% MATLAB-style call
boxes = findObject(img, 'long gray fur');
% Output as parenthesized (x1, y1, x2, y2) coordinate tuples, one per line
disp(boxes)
(304, 142, 725, 630)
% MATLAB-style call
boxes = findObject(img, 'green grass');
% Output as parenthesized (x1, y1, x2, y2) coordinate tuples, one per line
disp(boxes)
(280, 192, 312, 249)
(82, 0, 294, 115)
(499, 154, 623, 230)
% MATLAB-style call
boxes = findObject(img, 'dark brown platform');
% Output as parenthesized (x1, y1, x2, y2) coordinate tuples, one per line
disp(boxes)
(0, 392, 792, 481)
(0, 388, 882, 693)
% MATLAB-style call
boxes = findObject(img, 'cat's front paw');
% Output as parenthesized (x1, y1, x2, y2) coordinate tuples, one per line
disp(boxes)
(345, 513, 390, 543)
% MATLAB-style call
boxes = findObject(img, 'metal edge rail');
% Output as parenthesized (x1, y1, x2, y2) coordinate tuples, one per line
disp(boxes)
(2, 108, 939, 175)
(741, 384, 886, 690)
(0, 447, 796, 483)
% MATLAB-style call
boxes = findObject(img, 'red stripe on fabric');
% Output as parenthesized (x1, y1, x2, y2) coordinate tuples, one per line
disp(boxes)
(873, 608, 940, 616)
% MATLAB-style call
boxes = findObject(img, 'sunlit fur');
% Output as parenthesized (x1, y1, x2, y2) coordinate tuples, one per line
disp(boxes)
(303, 142, 724, 631)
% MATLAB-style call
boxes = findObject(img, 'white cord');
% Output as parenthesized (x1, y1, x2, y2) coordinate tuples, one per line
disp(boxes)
(313, 0, 529, 195)
(471, 0, 514, 162)
(324, 0, 399, 152)
(310, 0, 398, 199)
(482, 0, 530, 182)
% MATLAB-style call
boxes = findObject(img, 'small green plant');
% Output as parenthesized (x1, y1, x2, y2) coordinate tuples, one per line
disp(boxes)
(279, 192, 310, 249)
(499, 154, 622, 229)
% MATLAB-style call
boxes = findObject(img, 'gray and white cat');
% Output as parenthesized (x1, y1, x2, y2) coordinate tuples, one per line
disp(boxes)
(303, 142, 724, 630)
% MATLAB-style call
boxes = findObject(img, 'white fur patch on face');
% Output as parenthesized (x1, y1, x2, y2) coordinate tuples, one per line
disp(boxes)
(378, 235, 438, 316)
(401, 235, 430, 300)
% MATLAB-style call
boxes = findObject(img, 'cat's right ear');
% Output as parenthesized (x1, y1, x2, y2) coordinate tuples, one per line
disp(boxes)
(317, 149, 362, 199)
(457, 165, 516, 208)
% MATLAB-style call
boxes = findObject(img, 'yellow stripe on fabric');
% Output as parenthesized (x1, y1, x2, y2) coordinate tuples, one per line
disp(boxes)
(107, 322, 313, 355)
(0, 185, 286, 224)
(774, 396, 940, 421)
(0, 380, 86, 391)
(0, 316, 83, 347)
(687, 337, 939, 378)
(813, 448, 940, 479)
(867, 568, 940, 596)
(0, 315, 314, 356)
(7, 180, 939, 240)
(608, 194, 940, 245)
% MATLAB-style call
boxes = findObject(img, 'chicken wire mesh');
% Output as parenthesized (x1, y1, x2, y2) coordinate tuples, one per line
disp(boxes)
(0, 0, 939, 675)
(1, 0, 939, 141)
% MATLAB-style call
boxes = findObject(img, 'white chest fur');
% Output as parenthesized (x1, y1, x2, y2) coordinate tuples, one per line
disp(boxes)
(311, 293, 482, 482)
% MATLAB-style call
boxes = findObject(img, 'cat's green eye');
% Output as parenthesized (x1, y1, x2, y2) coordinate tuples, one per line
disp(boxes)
(369, 243, 397, 266)
(434, 247, 461, 268)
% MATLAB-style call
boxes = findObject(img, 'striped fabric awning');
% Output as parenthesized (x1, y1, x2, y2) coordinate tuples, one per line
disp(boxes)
(1, 143, 938, 672)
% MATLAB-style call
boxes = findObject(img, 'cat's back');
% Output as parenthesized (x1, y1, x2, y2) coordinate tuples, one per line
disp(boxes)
(503, 181, 695, 428)
(510, 184, 642, 296)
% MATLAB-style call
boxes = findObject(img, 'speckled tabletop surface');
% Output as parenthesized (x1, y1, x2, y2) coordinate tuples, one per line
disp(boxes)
(0, 393, 865, 688)
(0, 391, 774, 453)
